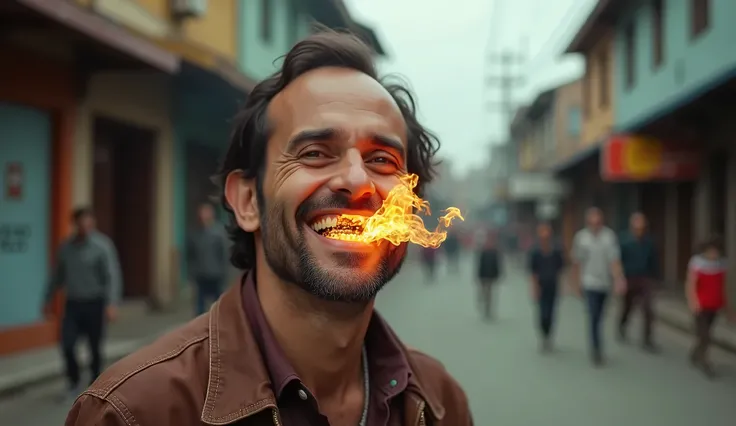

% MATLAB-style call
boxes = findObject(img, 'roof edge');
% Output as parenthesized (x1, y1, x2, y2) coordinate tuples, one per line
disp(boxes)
(564, 0, 617, 53)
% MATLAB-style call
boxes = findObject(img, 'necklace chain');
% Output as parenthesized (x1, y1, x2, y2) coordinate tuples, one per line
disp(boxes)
(358, 345, 369, 426)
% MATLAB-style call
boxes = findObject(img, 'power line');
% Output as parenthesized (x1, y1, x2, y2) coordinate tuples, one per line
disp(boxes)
(485, 49, 526, 137)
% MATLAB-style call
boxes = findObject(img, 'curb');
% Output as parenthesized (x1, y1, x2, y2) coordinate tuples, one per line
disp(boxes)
(0, 337, 152, 399)
(656, 312, 736, 355)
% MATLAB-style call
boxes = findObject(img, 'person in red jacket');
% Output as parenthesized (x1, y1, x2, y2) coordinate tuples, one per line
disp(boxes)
(685, 237, 736, 378)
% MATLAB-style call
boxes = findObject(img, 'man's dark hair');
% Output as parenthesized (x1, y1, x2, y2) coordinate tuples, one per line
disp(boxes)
(71, 206, 93, 223)
(216, 29, 440, 270)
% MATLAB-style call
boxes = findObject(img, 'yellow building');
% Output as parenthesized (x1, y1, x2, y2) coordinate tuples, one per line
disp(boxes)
(566, 29, 616, 148)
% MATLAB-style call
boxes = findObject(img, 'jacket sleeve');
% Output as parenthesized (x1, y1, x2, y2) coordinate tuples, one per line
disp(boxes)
(66, 394, 128, 426)
(101, 237, 123, 306)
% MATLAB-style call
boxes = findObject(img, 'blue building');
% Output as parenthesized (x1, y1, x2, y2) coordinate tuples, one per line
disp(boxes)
(568, 0, 736, 298)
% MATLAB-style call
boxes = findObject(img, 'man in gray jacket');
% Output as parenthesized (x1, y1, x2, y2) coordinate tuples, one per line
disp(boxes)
(187, 202, 228, 315)
(45, 207, 122, 401)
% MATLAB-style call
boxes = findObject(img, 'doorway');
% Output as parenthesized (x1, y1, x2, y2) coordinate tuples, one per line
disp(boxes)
(639, 183, 667, 278)
(92, 117, 156, 300)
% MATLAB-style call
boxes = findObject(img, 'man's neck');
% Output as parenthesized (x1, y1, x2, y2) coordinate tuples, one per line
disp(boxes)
(254, 262, 372, 403)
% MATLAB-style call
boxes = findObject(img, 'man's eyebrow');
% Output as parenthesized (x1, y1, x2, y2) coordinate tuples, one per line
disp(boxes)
(370, 134, 406, 158)
(286, 128, 336, 151)
(286, 128, 406, 158)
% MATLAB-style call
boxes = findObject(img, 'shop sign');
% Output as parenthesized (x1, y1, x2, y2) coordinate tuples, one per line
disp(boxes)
(600, 134, 701, 181)
(4, 162, 23, 201)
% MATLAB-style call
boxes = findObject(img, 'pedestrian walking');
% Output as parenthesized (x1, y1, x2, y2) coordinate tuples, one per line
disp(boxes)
(421, 246, 439, 282)
(528, 222, 565, 352)
(686, 237, 736, 378)
(618, 212, 660, 352)
(187, 202, 228, 316)
(571, 207, 626, 367)
(477, 231, 502, 320)
(444, 231, 461, 273)
(67, 31, 472, 425)
(44, 207, 121, 402)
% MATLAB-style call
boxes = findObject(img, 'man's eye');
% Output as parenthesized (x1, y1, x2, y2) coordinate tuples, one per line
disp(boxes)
(370, 156, 397, 165)
(303, 151, 325, 158)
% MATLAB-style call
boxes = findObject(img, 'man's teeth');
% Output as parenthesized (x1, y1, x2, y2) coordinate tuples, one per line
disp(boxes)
(311, 217, 338, 232)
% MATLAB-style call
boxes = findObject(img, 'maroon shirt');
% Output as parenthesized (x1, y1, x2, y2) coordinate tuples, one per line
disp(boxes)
(242, 272, 412, 426)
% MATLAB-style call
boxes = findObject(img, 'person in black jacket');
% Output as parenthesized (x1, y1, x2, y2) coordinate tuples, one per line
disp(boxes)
(618, 212, 660, 352)
(477, 231, 502, 320)
(528, 222, 565, 352)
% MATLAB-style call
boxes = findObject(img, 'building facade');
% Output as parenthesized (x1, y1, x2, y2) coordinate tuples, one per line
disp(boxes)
(0, 0, 385, 356)
(506, 80, 581, 238)
(560, 0, 736, 300)
(0, 0, 180, 354)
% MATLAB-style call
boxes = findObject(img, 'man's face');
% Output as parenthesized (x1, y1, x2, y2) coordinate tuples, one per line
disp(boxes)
(77, 214, 95, 235)
(537, 224, 551, 241)
(630, 213, 646, 236)
(199, 204, 215, 225)
(587, 210, 603, 229)
(254, 67, 409, 303)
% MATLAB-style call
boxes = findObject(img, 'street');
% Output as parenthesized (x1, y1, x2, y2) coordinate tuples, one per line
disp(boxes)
(1, 254, 735, 425)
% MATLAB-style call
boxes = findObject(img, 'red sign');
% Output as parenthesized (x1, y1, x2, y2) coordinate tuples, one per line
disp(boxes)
(600, 134, 701, 181)
(4, 162, 23, 200)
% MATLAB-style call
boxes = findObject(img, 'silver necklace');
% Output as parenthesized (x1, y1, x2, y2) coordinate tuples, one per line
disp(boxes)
(358, 345, 369, 426)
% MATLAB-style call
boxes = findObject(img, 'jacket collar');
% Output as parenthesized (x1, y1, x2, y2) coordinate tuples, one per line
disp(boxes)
(200, 274, 445, 424)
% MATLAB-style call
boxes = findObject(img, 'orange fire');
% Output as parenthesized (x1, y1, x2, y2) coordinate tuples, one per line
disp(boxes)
(323, 174, 464, 248)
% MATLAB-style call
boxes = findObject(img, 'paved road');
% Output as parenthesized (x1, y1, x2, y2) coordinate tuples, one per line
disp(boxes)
(2, 254, 735, 425)
(377, 254, 736, 426)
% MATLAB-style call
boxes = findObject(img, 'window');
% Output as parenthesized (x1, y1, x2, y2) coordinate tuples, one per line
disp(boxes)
(567, 107, 582, 137)
(624, 22, 636, 89)
(260, 0, 272, 42)
(691, 0, 710, 38)
(598, 50, 609, 107)
(652, 0, 664, 67)
(582, 63, 591, 117)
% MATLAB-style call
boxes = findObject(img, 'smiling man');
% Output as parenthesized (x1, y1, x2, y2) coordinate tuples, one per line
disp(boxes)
(66, 30, 472, 426)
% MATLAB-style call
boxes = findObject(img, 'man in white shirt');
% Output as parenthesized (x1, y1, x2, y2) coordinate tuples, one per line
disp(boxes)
(571, 207, 627, 367)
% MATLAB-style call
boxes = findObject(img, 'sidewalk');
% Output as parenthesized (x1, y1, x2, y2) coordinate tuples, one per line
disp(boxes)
(0, 298, 193, 397)
(655, 295, 736, 353)
(549, 255, 736, 355)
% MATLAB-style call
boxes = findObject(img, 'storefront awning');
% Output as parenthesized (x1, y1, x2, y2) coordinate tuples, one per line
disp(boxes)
(10, 0, 180, 74)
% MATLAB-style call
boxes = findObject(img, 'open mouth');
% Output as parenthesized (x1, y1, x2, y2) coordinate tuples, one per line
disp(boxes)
(308, 214, 367, 241)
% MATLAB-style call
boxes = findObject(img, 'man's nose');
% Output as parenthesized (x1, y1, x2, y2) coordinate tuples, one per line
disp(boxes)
(328, 150, 376, 200)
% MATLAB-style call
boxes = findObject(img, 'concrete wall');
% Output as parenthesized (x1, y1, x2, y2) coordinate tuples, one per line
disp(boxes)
(238, 0, 313, 81)
(614, 0, 736, 130)
(581, 33, 615, 146)
(73, 72, 175, 306)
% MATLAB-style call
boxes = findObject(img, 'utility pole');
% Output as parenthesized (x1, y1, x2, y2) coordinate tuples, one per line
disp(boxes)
(485, 48, 526, 131)
(484, 38, 527, 234)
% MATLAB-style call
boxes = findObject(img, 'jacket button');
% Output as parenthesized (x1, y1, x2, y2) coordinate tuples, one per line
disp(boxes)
(298, 389, 308, 400)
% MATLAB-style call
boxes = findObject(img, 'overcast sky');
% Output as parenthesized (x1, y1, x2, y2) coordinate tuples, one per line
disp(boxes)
(344, 0, 597, 178)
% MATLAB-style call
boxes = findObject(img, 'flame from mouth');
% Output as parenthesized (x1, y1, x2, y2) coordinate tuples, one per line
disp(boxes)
(319, 174, 464, 248)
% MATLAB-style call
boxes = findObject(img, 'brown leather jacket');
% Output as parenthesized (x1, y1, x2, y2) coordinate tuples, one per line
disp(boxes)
(65, 281, 473, 425)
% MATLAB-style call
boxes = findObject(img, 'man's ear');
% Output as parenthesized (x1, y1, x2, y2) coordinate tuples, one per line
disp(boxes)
(224, 170, 260, 232)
